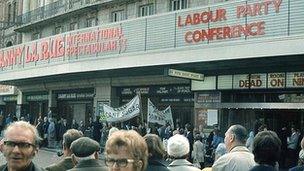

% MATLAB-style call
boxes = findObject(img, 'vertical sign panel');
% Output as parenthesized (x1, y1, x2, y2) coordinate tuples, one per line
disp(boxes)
(218, 75, 233, 89)
(287, 72, 304, 88)
(250, 73, 266, 89)
(268, 73, 285, 88)
(233, 74, 249, 89)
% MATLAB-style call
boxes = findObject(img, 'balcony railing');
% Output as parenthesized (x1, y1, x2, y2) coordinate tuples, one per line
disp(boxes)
(0, 21, 19, 30)
(16, 0, 104, 27)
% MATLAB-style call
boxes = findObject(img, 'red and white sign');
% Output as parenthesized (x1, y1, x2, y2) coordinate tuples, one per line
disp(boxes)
(177, 0, 282, 43)
(0, 26, 127, 69)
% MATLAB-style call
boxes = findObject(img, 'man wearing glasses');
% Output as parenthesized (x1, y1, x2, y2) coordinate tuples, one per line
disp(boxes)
(0, 121, 44, 171)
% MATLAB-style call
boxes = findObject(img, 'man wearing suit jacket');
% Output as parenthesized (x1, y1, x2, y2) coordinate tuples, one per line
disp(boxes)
(68, 137, 107, 171)
(46, 129, 83, 171)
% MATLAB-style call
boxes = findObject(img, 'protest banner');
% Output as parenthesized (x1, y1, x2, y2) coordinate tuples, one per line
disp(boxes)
(100, 95, 140, 122)
(147, 98, 174, 127)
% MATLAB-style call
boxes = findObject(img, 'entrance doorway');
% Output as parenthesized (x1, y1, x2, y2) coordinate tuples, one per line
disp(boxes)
(220, 108, 304, 133)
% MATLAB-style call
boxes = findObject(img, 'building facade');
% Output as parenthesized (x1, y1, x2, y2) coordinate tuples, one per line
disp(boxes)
(0, 0, 303, 132)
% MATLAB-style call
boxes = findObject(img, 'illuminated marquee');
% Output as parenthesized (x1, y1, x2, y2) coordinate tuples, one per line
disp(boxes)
(0, 26, 127, 69)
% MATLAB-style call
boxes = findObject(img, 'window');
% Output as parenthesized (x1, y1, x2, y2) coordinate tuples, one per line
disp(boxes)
(8, 3, 11, 23)
(139, 4, 154, 17)
(13, 2, 16, 22)
(170, 0, 188, 11)
(54, 26, 63, 34)
(86, 17, 97, 27)
(111, 10, 125, 22)
(70, 22, 78, 31)
(32, 32, 41, 40)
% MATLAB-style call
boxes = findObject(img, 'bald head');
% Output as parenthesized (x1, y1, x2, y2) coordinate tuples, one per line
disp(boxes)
(228, 125, 247, 144)
(225, 124, 247, 152)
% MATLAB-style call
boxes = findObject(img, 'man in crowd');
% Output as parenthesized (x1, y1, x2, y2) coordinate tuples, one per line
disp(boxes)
(46, 129, 83, 171)
(69, 137, 107, 171)
(0, 121, 44, 171)
(212, 124, 255, 171)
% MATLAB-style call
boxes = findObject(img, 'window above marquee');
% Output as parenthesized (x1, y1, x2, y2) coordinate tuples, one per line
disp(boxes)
(170, 0, 188, 11)
(139, 3, 155, 17)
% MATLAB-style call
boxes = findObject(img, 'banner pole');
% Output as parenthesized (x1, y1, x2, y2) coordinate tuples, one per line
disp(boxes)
(138, 91, 144, 126)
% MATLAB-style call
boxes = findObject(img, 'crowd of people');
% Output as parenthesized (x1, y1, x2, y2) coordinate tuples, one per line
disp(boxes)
(1, 116, 304, 171)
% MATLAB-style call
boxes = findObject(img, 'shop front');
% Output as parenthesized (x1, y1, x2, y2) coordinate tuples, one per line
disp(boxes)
(193, 72, 304, 132)
(25, 93, 49, 124)
(56, 88, 94, 126)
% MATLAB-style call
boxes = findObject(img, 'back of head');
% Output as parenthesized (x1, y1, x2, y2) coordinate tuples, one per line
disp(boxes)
(63, 129, 83, 149)
(229, 124, 248, 144)
(167, 134, 189, 159)
(144, 134, 166, 159)
(215, 143, 227, 161)
(252, 130, 281, 166)
(71, 137, 100, 158)
(108, 127, 119, 137)
(105, 130, 148, 171)
(194, 134, 202, 141)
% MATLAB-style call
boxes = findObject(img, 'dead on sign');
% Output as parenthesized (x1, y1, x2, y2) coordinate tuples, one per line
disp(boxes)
(239, 79, 262, 87)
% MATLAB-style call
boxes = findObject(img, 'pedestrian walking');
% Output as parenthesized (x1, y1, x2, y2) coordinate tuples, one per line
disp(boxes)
(92, 116, 102, 143)
(287, 127, 300, 168)
(192, 134, 205, 169)
(48, 118, 56, 148)
(246, 131, 255, 152)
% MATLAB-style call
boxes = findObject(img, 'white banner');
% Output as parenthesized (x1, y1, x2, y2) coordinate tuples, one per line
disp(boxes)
(147, 98, 174, 128)
(100, 95, 140, 122)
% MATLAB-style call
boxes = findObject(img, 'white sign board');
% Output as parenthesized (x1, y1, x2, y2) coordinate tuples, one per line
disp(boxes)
(168, 69, 204, 81)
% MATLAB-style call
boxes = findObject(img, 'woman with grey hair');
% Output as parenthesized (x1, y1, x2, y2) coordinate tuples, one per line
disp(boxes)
(167, 134, 201, 171)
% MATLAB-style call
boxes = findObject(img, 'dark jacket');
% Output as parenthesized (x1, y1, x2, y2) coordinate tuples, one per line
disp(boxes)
(289, 165, 304, 171)
(249, 165, 277, 171)
(45, 157, 74, 171)
(0, 162, 45, 171)
(147, 158, 170, 171)
(67, 159, 107, 171)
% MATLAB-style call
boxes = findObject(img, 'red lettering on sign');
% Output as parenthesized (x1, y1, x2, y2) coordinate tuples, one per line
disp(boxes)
(177, 9, 227, 27)
(237, 0, 282, 18)
(184, 21, 265, 43)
